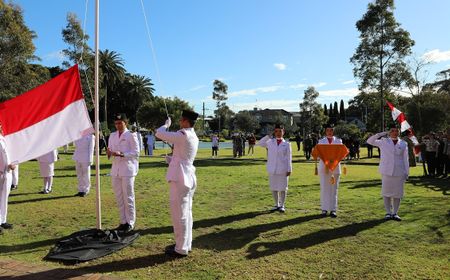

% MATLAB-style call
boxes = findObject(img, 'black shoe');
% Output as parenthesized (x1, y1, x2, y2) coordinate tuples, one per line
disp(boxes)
(122, 223, 133, 233)
(10, 185, 17, 191)
(278, 206, 286, 213)
(330, 211, 337, 218)
(321, 210, 327, 217)
(1, 223, 13, 229)
(39, 190, 49, 194)
(79, 192, 86, 197)
(115, 223, 127, 231)
(270, 206, 280, 212)
(74, 192, 82, 196)
(392, 214, 402, 221)
(165, 246, 187, 258)
(384, 214, 392, 220)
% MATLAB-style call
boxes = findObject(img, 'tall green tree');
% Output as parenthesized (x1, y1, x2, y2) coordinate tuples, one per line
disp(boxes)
(112, 74, 154, 124)
(323, 104, 328, 116)
(212, 80, 230, 130)
(99, 49, 125, 123)
(61, 13, 95, 109)
(350, 0, 415, 130)
(333, 101, 339, 124)
(0, 0, 39, 101)
(233, 111, 260, 133)
(339, 99, 346, 121)
(299, 86, 328, 134)
(137, 96, 191, 131)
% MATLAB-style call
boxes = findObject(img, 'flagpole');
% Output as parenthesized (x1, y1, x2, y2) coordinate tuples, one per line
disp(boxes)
(94, 0, 102, 230)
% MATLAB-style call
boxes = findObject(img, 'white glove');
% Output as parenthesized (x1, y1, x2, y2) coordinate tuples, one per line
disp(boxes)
(165, 155, 172, 164)
(165, 117, 172, 128)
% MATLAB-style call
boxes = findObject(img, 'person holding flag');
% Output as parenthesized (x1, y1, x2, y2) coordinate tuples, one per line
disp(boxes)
(156, 110, 199, 257)
(0, 122, 16, 232)
(107, 114, 140, 233)
(367, 125, 409, 221)
(313, 124, 347, 218)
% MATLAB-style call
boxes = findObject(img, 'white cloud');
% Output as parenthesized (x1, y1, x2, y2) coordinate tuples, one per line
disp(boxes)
(273, 63, 287, 71)
(313, 82, 327, 88)
(232, 99, 299, 112)
(229, 85, 283, 97)
(422, 49, 450, 63)
(342, 80, 355, 85)
(43, 50, 65, 62)
(319, 87, 359, 97)
(188, 85, 207, 92)
(290, 83, 307, 90)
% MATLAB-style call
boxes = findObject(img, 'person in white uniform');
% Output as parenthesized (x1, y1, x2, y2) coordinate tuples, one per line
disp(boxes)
(107, 114, 139, 232)
(0, 122, 16, 232)
(146, 131, 155, 156)
(37, 149, 58, 194)
(318, 124, 343, 218)
(11, 164, 18, 191)
(257, 124, 292, 213)
(73, 134, 95, 197)
(367, 126, 409, 221)
(156, 110, 199, 258)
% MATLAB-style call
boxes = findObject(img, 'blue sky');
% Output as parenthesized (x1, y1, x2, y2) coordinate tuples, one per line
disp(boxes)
(15, 0, 450, 114)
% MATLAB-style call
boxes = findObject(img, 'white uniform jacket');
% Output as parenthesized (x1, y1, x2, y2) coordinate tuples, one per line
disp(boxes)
(317, 137, 343, 175)
(258, 136, 292, 175)
(37, 150, 58, 163)
(156, 126, 199, 188)
(367, 132, 409, 177)
(0, 136, 11, 176)
(108, 129, 139, 177)
(73, 134, 95, 164)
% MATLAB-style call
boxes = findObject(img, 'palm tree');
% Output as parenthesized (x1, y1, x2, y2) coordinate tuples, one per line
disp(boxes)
(99, 49, 125, 123)
(123, 74, 154, 122)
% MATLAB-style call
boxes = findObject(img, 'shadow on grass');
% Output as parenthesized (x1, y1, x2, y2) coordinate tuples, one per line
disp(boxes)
(0, 253, 174, 279)
(138, 211, 269, 236)
(0, 237, 61, 254)
(408, 176, 449, 195)
(8, 192, 40, 197)
(193, 214, 323, 251)
(347, 179, 381, 189)
(9, 195, 75, 205)
(246, 218, 386, 259)
(194, 157, 266, 167)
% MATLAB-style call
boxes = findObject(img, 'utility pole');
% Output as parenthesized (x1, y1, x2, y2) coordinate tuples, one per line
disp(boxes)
(202, 102, 205, 133)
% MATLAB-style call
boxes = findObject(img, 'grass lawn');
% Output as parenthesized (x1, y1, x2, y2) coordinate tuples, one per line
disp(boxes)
(1, 146, 449, 279)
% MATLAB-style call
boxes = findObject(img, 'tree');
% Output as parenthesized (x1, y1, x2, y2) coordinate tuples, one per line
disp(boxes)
(0, 1, 39, 101)
(350, 0, 415, 130)
(323, 104, 328, 116)
(339, 99, 346, 121)
(99, 49, 125, 123)
(299, 86, 328, 135)
(212, 80, 229, 130)
(61, 13, 95, 109)
(332, 101, 339, 124)
(111, 73, 154, 124)
(232, 111, 260, 133)
(137, 97, 192, 131)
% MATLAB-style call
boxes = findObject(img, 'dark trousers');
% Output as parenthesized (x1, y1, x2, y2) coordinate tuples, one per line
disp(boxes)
(426, 152, 437, 176)
(367, 147, 373, 158)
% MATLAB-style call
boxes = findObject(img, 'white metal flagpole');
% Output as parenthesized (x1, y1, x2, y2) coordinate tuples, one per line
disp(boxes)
(94, 0, 102, 230)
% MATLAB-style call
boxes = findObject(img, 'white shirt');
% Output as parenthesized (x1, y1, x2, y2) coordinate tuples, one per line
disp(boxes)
(258, 136, 292, 175)
(156, 126, 199, 188)
(367, 132, 409, 177)
(108, 129, 139, 177)
(73, 134, 95, 164)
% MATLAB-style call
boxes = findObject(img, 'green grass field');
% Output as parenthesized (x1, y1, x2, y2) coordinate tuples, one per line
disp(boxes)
(1, 146, 449, 279)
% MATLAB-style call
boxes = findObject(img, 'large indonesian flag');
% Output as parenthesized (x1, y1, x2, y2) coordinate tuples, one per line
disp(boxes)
(0, 65, 94, 164)
(312, 144, 349, 172)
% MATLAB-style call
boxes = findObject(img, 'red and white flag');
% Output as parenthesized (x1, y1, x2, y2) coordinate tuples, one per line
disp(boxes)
(0, 65, 94, 164)
(386, 101, 418, 145)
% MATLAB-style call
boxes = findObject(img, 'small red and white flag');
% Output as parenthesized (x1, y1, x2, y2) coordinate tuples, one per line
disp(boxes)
(0, 65, 94, 164)
(386, 101, 418, 145)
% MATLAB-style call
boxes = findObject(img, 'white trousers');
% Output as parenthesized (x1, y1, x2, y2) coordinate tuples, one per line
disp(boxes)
(112, 176, 136, 227)
(0, 173, 12, 224)
(170, 181, 196, 255)
(12, 165, 18, 186)
(75, 162, 91, 193)
(320, 173, 340, 211)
